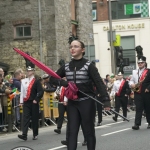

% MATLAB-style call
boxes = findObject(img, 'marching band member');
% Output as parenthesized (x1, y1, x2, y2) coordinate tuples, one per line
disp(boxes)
(129, 56, 150, 130)
(18, 61, 44, 141)
(110, 72, 131, 122)
(50, 40, 110, 150)
(54, 78, 68, 134)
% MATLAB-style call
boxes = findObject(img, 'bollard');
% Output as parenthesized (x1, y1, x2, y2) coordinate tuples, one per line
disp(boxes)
(19, 105, 23, 131)
(40, 99, 44, 127)
(7, 98, 12, 133)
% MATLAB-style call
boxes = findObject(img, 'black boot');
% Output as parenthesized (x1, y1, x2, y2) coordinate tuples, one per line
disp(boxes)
(18, 134, 27, 141)
(54, 129, 61, 134)
(82, 140, 87, 146)
(132, 125, 139, 130)
(61, 140, 67, 145)
(112, 116, 117, 122)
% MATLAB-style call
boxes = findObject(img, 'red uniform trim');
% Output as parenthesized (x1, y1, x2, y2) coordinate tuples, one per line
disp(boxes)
(116, 80, 126, 96)
(60, 87, 65, 102)
(138, 69, 148, 93)
(23, 78, 35, 101)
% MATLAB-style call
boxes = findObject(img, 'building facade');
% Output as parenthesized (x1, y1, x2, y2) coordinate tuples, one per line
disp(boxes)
(92, 0, 149, 77)
(0, 0, 94, 74)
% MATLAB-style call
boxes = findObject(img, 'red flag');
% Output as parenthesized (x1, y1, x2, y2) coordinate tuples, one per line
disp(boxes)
(13, 48, 61, 79)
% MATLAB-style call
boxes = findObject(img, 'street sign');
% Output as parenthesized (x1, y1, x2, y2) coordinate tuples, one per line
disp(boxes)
(113, 35, 121, 46)
(94, 59, 99, 62)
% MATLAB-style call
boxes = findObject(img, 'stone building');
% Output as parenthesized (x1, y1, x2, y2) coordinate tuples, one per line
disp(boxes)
(0, 0, 94, 75)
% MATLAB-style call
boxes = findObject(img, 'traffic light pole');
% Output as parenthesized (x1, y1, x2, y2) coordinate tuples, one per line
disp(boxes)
(108, 0, 116, 74)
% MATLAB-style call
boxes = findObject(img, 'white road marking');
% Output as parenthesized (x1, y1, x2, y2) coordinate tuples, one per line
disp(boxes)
(95, 125, 109, 129)
(47, 145, 66, 150)
(48, 116, 135, 149)
(101, 128, 131, 136)
(48, 142, 80, 150)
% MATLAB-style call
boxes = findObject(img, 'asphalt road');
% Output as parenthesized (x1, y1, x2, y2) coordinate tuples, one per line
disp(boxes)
(0, 111, 150, 150)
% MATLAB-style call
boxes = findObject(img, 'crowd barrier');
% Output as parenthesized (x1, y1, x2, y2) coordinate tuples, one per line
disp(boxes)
(0, 92, 135, 134)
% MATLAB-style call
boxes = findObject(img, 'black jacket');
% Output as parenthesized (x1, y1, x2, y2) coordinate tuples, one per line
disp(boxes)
(28, 79, 44, 102)
(141, 69, 150, 93)
(51, 57, 110, 107)
(119, 80, 131, 97)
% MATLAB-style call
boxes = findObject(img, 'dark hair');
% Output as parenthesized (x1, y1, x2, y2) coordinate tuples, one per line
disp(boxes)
(70, 40, 85, 48)
(106, 74, 110, 78)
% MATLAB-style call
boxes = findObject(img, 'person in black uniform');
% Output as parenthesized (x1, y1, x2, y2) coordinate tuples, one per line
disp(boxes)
(110, 72, 131, 122)
(54, 85, 67, 134)
(129, 56, 150, 130)
(50, 40, 110, 150)
(18, 61, 44, 141)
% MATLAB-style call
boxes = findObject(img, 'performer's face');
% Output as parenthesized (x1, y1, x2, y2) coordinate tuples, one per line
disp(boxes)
(69, 41, 85, 59)
(27, 70, 34, 77)
(118, 75, 123, 80)
(138, 62, 145, 69)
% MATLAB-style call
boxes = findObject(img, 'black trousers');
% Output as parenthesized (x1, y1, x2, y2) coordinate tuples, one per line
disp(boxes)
(134, 92, 150, 126)
(57, 103, 67, 129)
(96, 102, 102, 123)
(22, 101, 39, 136)
(67, 98, 96, 150)
(115, 96, 128, 118)
(66, 119, 87, 142)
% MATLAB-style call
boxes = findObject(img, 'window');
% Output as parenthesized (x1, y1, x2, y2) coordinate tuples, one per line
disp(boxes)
(109, 0, 149, 20)
(92, 2, 97, 21)
(14, 25, 31, 39)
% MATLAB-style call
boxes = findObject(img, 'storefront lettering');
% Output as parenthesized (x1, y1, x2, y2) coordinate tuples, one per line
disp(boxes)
(103, 23, 144, 31)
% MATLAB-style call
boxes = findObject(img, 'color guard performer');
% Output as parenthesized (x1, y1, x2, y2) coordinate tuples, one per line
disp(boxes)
(50, 40, 110, 150)
(18, 61, 44, 140)
(129, 56, 150, 130)
(110, 72, 131, 122)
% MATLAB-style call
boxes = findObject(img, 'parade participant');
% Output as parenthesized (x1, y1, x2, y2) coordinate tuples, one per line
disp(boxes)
(18, 61, 44, 141)
(42, 74, 56, 93)
(129, 56, 150, 130)
(50, 40, 110, 150)
(54, 77, 67, 134)
(110, 72, 131, 122)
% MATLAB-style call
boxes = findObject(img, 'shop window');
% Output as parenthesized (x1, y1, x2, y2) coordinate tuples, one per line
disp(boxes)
(109, 0, 149, 20)
(14, 25, 32, 39)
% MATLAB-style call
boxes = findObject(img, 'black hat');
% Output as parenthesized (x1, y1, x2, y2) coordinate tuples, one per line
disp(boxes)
(24, 52, 35, 70)
(138, 56, 146, 63)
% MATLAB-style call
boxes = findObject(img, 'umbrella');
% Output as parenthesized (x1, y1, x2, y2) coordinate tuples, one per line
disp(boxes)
(13, 48, 61, 79)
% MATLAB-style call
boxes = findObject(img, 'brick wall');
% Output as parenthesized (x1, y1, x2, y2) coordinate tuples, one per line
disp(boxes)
(92, 0, 108, 21)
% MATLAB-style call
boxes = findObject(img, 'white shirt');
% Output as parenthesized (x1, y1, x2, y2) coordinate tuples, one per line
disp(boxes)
(20, 75, 35, 103)
(54, 86, 68, 102)
(129, 67, 145, 86)
(110, 79, 123, 97)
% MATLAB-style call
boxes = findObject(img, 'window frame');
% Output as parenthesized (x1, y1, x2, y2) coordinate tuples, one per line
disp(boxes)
(14, 24, 32, 40)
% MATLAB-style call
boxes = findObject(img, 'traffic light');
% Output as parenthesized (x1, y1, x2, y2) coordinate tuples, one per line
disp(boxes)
(115, 46, 123, 67)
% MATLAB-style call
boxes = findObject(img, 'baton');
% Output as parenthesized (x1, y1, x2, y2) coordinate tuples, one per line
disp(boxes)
(79, 90, 129, 122)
